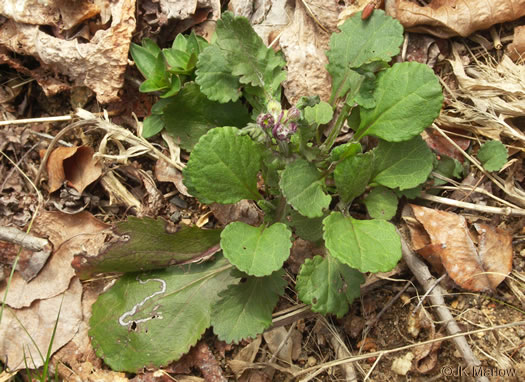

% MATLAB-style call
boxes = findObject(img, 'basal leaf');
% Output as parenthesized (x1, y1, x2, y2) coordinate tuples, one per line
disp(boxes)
(334, 152, 374, 204)
(297, 255, 364, 318)
(304, 101, 333, 125)
(220, 222, 292, 276)
(72, 217, 221, 279)
(142, 114, 165, 138)
(280, 159, 331, 218)
(212, 269, 286, 343)
(330, 142, 362, 162)
(356, 62, 443, 142)
(372, 136, 434, 190)
(164, 82, 251, 150)
(364, 186, 398, 220)
(183, 126, 262, 204)
(130, 41, 159, 79)
(196, 45, 242, 103)
(323, 212, 401, 273)
(477, 140, 507, 172)
(196, 12, 286, 104)
(89, 256, 237, 372)
(326, 10, 403, 102)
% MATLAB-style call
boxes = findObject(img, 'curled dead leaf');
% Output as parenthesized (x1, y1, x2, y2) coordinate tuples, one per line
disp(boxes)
(404, 204, 513, 291)
(43, 146, 102, 193)
(392, 0, 525, 38)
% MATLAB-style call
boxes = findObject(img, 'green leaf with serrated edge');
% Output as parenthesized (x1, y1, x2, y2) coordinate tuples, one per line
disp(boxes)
(326, 10, 403, 102)
(220, 222, 292, 276)
(356, 62, 443, 142)
(71, 217, 221, 279)
(297, 255, 364, 317)
(130, 42, 159, 79)
(323, 212, 401, 273)
(196, 45, 241, 102)
(372, 136, 434, 190)
(364, 187, 398, 220)
(353, 73, 376, 108)
(304, 101, 333, 125)
(478, 140, 507, 172)
(164, 83, 250, 150)
(334, 152, 374, 205)
(196, 12, 286, 103)
(212, 269, 286, 343)
(280, 159, 331, 218)
(142, 115, 165, 138)
(183, 126, 262, 204)
(330, 142, 362, 162)
(296, 95, 320, 109)
(286, 210, 326, 243)
(89, 256, 237, 372)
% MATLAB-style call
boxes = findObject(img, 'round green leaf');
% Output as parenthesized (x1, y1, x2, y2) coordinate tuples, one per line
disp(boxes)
(478, 140, 507, 172)
(279, 159, 331, 218)
(357, 62, 443, 142)
(372, 136, 434, 190)
(334, 152, 374, 205)
(220, 222, 292, 277)
(183, 126, 262, 204)
(323, 212, 401, 273)
(297, 255, 364, 318)
(364, 187, 398, 220)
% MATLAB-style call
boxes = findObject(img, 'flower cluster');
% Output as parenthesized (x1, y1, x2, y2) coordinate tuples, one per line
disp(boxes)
(257, 102, 300, 141)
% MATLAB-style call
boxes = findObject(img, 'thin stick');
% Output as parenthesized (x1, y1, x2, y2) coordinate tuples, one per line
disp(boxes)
(0, 115, 73, 126)
(419, 192, 525, 216)
(0, 226, 49, 252)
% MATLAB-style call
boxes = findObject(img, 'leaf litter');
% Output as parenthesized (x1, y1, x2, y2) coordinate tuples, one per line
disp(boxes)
(1, 0, 525, 380)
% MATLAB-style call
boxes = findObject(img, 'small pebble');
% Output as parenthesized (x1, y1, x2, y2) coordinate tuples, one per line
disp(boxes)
(169, 196, 188, 209)
(170, 211, 181, 223)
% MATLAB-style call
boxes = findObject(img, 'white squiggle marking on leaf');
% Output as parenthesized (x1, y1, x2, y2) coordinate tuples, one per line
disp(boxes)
(118, 276, 167, 326)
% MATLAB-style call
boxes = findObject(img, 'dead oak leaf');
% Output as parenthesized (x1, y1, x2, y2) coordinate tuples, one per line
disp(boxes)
(43, 146, 102, 193)
(0, 211, 109, 308)
(393, 0, 525, 38)
(404, 204, 513, 291)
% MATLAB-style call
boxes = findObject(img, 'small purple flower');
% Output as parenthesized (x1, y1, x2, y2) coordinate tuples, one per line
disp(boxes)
(257, 113, 274, 129)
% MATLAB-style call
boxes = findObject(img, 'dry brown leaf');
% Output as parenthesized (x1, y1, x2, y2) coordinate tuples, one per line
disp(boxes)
(392, 0, 525, 38)
(263, 326, 294, 364)
(0, 0, 136, 103)
(0, 211, 109, 308)
(209, 200, 262, 226)
(507, 25, 525, 60)
(155, 159, 191, 197)
(421, 128, 471, 162)
(228, 336, 262, 379)
(405, 204, 513, 291)
(279, 0, 341, 104)
(44, 146, 102, 193)
(0, 277, 82, 371)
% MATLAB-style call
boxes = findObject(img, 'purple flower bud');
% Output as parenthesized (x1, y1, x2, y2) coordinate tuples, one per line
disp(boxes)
(272, 121, 297, 141)
(289, 122, 297, 133)
(287, 107, 301, 122)
(257, 113, 274, 129)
